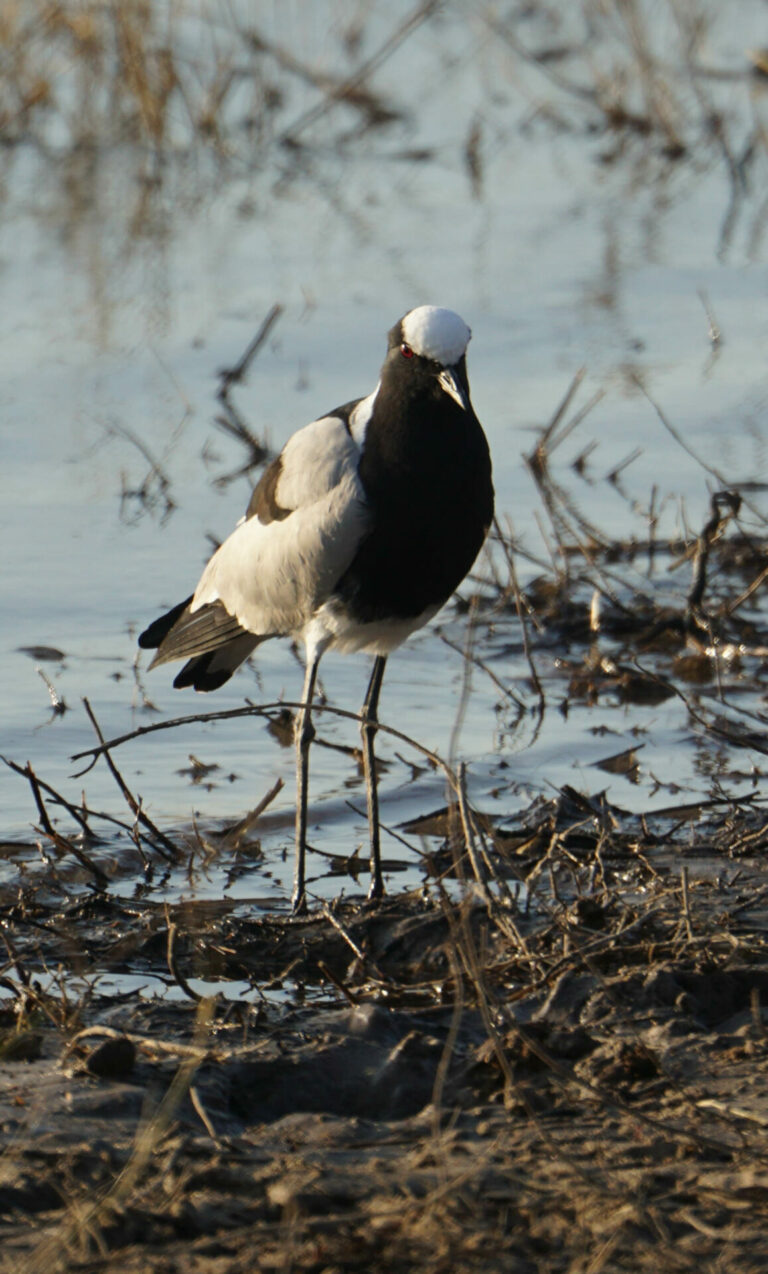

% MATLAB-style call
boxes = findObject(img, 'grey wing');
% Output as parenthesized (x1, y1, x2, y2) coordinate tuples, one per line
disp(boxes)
(140, 410, 370, 689)
(144, 599, 250, 668)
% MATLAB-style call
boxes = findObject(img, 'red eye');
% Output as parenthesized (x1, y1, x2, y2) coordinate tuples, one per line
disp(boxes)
(400, 343, 414, 359)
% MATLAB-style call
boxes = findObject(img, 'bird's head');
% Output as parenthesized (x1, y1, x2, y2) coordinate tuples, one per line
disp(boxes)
(384, 306, 473, 412)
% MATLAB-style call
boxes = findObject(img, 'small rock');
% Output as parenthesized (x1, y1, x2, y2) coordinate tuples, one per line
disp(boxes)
(86, 1037, 136, 1078)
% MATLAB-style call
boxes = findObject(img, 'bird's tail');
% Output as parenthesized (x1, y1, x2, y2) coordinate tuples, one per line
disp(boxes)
(171, 635, 261, 692)
(139, 598, 261, 691)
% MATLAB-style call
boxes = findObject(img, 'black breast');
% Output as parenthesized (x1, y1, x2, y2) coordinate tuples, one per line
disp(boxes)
(333, 376, 494, 623)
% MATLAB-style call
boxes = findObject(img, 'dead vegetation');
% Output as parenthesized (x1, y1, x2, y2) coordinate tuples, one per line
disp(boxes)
(1, 1, 765, 218)
(3, 795, 768, 1272)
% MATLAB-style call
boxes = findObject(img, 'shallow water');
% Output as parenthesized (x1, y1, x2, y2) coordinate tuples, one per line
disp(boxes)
(2, 1, 768, 909)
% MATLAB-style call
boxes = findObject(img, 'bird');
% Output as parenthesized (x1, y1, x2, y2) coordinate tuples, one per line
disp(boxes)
(139, 306, 494, 912)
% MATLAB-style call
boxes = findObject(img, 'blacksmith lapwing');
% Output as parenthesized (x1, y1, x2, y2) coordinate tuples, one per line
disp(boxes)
(139, 306, 494, 911)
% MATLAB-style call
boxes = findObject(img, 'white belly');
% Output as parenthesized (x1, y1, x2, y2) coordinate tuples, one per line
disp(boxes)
(308, 597, 442, 657)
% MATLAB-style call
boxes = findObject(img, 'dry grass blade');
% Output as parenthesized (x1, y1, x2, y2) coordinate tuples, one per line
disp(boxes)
(636, 376, 768, 526)
(316, 958, 360, 1005)
(504, 537, 544, 710)
(537, 365, 587, 453)
(216, 777, 284, 852)
(456, 762, 493, 907)
(440, 631, 525, 709)
(166, 908, 203, 1003)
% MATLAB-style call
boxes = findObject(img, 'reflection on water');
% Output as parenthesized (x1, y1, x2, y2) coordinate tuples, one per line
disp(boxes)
(2, 1, 768, 907)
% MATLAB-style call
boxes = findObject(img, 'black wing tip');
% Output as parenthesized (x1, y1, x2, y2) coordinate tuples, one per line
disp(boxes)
(138, 596, 194, 650)
(173, 655, 233, 693)
(138, 625, 160, 650)
(137, 623, 158, 650)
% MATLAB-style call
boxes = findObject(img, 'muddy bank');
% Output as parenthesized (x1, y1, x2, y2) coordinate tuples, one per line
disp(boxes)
(3, 796, 768, 1273)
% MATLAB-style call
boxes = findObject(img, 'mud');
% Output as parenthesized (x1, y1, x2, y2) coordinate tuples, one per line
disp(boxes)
(3, 791, 768, 1273)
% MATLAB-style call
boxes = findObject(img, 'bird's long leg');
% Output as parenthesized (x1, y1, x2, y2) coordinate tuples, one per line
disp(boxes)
(292, 654, 320, 913)
(361, 654, 387, 901)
